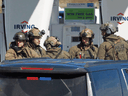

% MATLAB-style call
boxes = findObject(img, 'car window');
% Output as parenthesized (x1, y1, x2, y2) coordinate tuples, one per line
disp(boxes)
(0, 73, 87, 96)
(123, 69, 128, 90)
(91, 70, 122, 96)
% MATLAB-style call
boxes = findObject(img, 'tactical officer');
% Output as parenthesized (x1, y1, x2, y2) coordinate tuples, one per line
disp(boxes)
(5, 32, 40, 60)
(27, 27, 46, 57)
(97, 22, 128, 60)
(69, 28, 98, 59)
(44, 36, 70, 59)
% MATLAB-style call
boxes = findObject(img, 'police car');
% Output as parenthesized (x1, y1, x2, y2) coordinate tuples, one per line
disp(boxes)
(0, 58, 128, 96)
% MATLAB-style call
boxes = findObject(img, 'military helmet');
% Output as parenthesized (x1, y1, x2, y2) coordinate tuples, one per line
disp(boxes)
(44, 36, 61, 50)
(28, 27, 45, 38)
(13, 32, 26, 41)
(100, 22, 118, 34)
(80, 28, 94, 38)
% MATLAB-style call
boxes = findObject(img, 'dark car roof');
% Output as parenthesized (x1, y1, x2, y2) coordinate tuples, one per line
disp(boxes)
(1, 58, 128, 74)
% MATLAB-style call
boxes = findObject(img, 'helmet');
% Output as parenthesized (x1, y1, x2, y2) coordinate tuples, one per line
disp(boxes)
(44, 36, 61, 50)
(28, 27, 45, 39)
(13, 32, 26, 41)
(79, 28, 94, 46)
(80, 28, 94, 38)
(100, 22, 118, 35)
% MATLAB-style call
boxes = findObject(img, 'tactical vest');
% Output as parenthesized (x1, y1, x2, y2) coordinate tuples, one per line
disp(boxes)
(76, 46, 97, 59)
(106, 39, 127, 60)
(46, 49, 63, 59)
(11, 46, 30, 58)
(27, 42, 43, 57)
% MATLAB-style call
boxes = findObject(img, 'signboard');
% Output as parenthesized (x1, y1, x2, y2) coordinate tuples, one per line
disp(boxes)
(67, 3, 94, 8)
(64, 8, 95, 24)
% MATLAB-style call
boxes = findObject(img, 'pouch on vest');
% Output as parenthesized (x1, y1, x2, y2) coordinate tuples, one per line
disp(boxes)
(107, 39, 127, 60)
(115, 43, 127, 60)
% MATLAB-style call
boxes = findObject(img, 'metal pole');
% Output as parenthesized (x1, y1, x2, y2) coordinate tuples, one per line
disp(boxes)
(99, 0, 103, 24)
(2, 0, 7, 51)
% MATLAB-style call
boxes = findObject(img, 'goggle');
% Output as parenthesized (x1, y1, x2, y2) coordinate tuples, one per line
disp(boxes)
(53, 36, 60, 41)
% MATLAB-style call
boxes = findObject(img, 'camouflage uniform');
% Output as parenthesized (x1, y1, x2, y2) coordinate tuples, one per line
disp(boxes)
(46, 47, 70, 59)
(69, 28, 98, 59)
(27, 42, 46, 58)
(97, 22, 128, 60)
(5, 32, 40, 60)
(5, 47, 23, 60)
(44, 36, 70, 59)
(5, 43, 40, 60)
(27, 27, 47, 57)
(69, 43, 98, 59)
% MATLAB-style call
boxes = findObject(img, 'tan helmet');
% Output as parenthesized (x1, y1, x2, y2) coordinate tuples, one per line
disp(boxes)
(13, 32, 26, 41)
(28, 27, 45, 39)
(80, 28, 94, 38)
(44, 36, 61, 50)
(100, 22, 118, 35)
